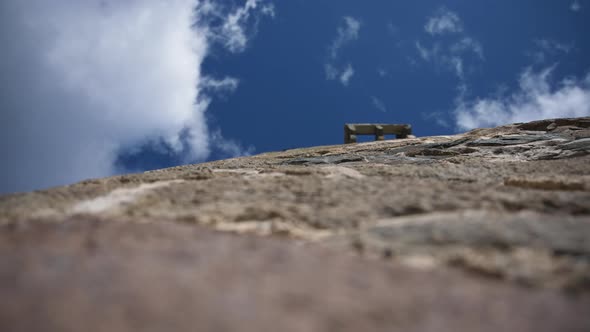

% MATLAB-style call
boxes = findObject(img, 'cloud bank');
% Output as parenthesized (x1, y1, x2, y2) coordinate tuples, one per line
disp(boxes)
(0, 0, 271, 193)
(455, 67, 590, 130)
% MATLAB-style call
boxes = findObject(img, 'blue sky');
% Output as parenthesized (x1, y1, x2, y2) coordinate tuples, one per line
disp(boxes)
(1, 0, 589, 193)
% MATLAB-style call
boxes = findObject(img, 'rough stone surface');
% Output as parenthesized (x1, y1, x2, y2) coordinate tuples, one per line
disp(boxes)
(1, 117, 590, 331)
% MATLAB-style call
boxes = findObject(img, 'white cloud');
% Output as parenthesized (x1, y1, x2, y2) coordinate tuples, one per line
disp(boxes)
(571, 1, 582, 11)
(425, 7, 463, 35)
(339, 64, 355, 86)
(416, 11, 483, 80)
(416, 38, 482, 79)
(450, 57, 465, 79)
(416, 41, 434, 61)
(210, 129, 255, 159)
(325, 62, 356, 86)
(528, 39, 574, 64)
(371, 97, 387, 113)
(422, 112, 451, 128)
(451, 38, 484, 60)
(261, 4, 276, 18)
(219, 0, 273, 52)
(324, 16, 360, 86)
(198, 0, 275, 53)
(324, 63, 338, 80)
(330, 16, 361, 59)
(200, 76, 240, 93)
(535, 39, 573, 54)
(455, 67, 590, 130)
(0, 0, 271, 193)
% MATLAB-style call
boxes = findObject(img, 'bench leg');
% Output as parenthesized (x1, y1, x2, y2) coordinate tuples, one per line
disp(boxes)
(344, 125, 357, 144)
(375, 125, 384, 141)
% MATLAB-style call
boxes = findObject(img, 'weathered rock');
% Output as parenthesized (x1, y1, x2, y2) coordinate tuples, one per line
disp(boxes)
(2, 218, 588, 332)
(561, 138, 590, 152)
(284, 154, 366, 165)
(1, 117, 590, 331)
(466, 134, 554, 146)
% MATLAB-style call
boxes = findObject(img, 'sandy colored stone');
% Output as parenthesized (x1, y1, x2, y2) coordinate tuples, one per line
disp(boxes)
(1, 117, 590, 331)
(1, 218, 589, 332)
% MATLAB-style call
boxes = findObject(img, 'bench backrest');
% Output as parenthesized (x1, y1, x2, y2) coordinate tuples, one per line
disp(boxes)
(344, 124, 412, 143)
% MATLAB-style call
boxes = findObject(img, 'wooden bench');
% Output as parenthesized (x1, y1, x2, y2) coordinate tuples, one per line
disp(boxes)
(344, 124, 412, 144)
